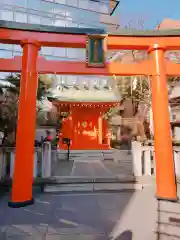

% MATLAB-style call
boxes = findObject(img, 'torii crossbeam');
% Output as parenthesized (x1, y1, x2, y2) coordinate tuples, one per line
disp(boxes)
(0, 20, 179, 207)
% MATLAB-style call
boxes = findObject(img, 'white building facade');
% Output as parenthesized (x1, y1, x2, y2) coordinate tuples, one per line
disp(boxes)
(0, 0, 119, 88)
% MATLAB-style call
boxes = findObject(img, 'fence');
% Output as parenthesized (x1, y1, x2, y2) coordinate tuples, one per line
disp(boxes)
(0, 142, 52, 181)
(0, 148, 8, 181)
(131, 141, 180, 179)
(1, 141, 180, 181)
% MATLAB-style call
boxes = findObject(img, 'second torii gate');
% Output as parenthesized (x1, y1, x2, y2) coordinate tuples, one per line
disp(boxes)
(0, 20, 179, 207)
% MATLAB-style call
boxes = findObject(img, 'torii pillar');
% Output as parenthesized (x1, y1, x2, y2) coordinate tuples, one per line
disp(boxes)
(148, 44, 177, 201)
(8, 41, 40, 207)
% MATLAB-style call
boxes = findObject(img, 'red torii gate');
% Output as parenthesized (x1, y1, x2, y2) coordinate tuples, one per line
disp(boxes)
(0, 21, 179, 207)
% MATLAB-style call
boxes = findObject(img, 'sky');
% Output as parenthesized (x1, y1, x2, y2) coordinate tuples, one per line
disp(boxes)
(115, 0, 180, 29)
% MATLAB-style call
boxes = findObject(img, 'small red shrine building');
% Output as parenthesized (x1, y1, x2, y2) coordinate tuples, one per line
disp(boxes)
(49, 83, 120, 150)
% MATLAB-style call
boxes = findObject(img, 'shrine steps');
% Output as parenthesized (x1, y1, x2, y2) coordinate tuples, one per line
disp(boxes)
(44, 182, 142, 193)
(56, 149, 114, 161)
(154, 199, 180, 239)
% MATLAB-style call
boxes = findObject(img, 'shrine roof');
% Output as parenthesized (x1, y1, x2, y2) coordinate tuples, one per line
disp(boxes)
(48, 87, 120, 103)
(1, 20, 180, 36)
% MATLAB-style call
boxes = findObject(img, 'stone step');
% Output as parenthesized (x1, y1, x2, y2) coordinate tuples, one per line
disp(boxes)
(70, 154, 104, 158)
(56, 150, 114, 161)
(44, 183, 94, 192)
(156, 223, 180, 239)
(56, 150, 133, 162)
(57, 150, 113, 154)
(57, 156, 105, 161)
(72, 158, 104, 162)
(154, 232, 180, 239)
(57, 153, 103, 157)
(40, 175, 136, 183)
(44, 182, 142, 193)
(159, 210, 180, 224)
(159, 200, 180, 214)
(70, 155, 104, 159)
(154, 201, 180, 239)
(57, 150, 110, 154)
(103, 155, 114, 160)
(113, 161, 133, 164)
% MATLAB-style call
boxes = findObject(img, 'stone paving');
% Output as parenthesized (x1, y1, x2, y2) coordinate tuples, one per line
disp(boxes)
(1, 147, 180, 239)
(0, 187, 160, 240)
(2, 186, 180, 239)
(0, 190, 136, 240)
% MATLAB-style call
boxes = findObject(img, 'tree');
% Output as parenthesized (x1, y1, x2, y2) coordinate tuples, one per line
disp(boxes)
(4, 73, 51, 100)
(0, 73, 55, 145)
(110, 74, 150, 140)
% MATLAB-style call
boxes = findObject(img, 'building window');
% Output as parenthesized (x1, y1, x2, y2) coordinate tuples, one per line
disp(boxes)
(13, 45, 22, 52)
(78, 0, 88, 9)
(65, 11, 72, 17)
(0, 72, 9, 79)
(0, 44, 13, 51)
(0, 50, 12, 58)
(79, 24, 89, 28)
(41, 17, 53, 25)
(67, 48, 79, 59)
(0, 10, 13, 21)
(28, 14, 41, 24)
(14, 0, 27, 8)
(27, 0, 41, 11)
(44, 55, 61, 60)
(41, 47, 53, 56)
(54, 0, 66, 4)
(53, 47, 66, 57)
(77, 49, 86, 60)
(66, 0, 78, 7)
(54, 8, 66, 16)
(88, 1, 100, 11)
(54, 18, 67, 27)
(66, 16, 73, 22)
(67, 22, 78, 27)
(13, 51, 22, 56)
(14, 12, 27, 23)
(100, 3, 109, 14)
(41, 1, 55, 14)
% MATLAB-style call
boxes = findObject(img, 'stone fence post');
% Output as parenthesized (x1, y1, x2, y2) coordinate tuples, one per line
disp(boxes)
(131, 141, 142, 177)
(41, 142, 51, 178)
(10, 149, 38, 178)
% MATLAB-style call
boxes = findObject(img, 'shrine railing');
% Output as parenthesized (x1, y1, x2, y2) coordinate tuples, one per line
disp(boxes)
(131, 141, 180, 179)
(1, 141, 180, 182)
(0, 142, 51, 181)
